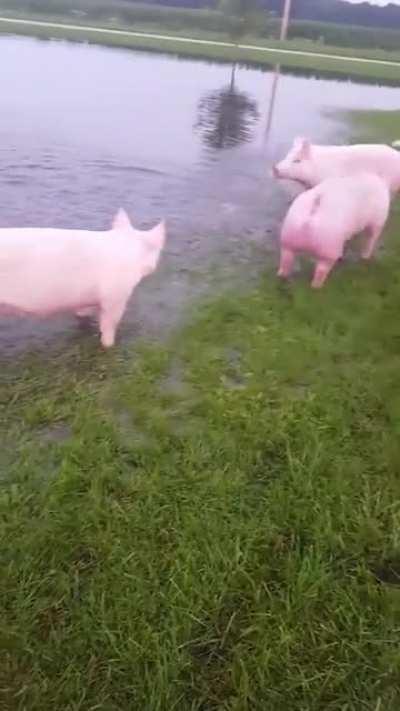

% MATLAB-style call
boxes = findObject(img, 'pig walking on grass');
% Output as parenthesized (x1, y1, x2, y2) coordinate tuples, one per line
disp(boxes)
(0, 209, 166, 348)
(278, 172, 390, 289)
(273, 137, 400, 195)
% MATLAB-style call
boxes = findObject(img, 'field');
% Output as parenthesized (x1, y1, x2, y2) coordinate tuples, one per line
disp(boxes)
(1, 0, 400, 85)
(0, 0, 400, 51)
(2, 111, 400, 709)
(1, 15, 400, 85)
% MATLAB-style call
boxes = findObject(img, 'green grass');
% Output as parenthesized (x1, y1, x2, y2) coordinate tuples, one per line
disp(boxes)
(3, 7, 400, 63)
(2, 111, 400, 709)
(1, 0, 400, 53)
(349, 110, 400, 144)
(1, 15, 400, 84)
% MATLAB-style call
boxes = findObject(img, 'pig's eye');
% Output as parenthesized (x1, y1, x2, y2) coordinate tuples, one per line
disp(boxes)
(293, 158, 302, 164)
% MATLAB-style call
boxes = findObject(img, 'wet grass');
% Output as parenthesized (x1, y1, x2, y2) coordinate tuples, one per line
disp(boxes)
(2, 112, 400, 709)
(349, 110, 400, 144)
(1, 16, 400, 84)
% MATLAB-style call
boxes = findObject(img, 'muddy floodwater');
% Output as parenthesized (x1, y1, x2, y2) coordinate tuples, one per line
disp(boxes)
(1, 35, 399, 355)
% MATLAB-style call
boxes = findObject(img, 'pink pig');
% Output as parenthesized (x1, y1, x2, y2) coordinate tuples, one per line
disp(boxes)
(0, 209, 166, 347)
(278, 172, 390, 288)
(273, 137, 400, 195)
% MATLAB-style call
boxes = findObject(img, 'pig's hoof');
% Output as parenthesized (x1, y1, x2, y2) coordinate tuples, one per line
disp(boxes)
(101, 334, 115, 348)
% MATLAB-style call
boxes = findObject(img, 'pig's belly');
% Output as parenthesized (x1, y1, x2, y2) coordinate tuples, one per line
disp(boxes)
(0, 272, 98, 317)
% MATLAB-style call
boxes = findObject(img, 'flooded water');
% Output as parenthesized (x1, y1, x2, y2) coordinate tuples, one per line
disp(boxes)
(1, 35, 399, 355)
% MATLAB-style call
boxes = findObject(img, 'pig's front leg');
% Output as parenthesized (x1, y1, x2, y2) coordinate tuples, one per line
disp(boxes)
(311, 259, 335, 289)
(99, 299, 128, 348)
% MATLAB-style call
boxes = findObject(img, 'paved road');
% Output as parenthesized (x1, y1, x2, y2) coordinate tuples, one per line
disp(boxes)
(1, 15, 400, 68)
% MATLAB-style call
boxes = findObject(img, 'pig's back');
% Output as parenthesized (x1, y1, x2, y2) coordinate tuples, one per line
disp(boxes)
(310, 173, 389, 230)
(282, 173, 389, 256)
(0, 227, 104, 253)
(317, 144, 400, 190)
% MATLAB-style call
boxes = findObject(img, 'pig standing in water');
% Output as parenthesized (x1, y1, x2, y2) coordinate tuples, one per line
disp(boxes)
(278, 172, 390, 288)
(0, 209, 166, 347)
(273, 137, 400, 194)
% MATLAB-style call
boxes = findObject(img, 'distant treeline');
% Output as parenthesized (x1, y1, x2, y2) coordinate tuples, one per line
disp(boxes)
(1, 0, 399, 52)
(123, 0, 400, 31)
(285, 20, 400, 53)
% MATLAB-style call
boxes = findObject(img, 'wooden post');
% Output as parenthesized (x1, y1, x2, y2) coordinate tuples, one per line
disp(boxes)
(280, 0, 292, 41)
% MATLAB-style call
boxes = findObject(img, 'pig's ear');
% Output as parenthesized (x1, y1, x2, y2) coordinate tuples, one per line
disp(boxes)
(299, 138, 311, 159)
(293, 136, 311, 159)
(112, 208, 132, 231)
(144, 220, 166, 251)
(293, 136, 305, 149)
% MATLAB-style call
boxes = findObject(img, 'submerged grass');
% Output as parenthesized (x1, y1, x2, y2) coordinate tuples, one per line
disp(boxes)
(2, 112, 400, 709)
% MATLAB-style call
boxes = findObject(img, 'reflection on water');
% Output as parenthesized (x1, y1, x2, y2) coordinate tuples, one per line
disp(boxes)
(0, 35, 399, 355)
(265, 64, 281, 146)
(195, 64, 259, 152)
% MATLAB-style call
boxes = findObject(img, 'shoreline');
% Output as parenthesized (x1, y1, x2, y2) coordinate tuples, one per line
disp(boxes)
(1, 15, 400, 84)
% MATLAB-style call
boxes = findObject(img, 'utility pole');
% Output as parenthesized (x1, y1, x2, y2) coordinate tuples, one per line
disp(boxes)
(265, 64, 280, 143)
(280, 0, 292, 41)
(265, 0, 291, 144)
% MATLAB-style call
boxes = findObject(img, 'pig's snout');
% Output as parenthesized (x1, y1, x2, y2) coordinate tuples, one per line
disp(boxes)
(272, 164, 281, 178)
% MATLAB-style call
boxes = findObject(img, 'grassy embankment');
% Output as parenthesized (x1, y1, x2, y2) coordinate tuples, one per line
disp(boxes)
(1, 111, 400, 709)
(0, 8, 400, 83)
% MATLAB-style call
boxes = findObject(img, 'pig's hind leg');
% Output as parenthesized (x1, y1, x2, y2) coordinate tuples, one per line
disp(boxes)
(311, 259, 335, 289)
(361, 222, 385, 260)
(278, 248, 295, 279)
